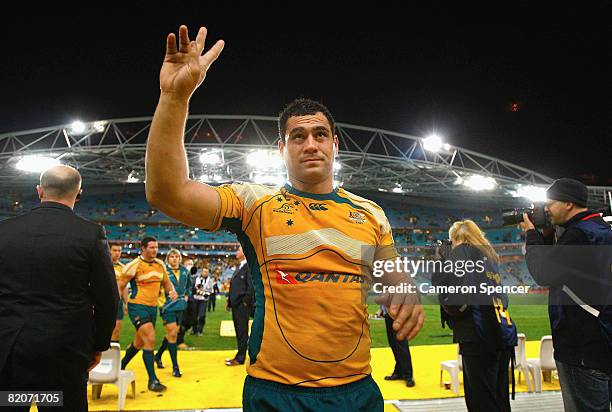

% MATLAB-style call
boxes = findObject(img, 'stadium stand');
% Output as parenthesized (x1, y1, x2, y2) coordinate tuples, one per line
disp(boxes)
(0, 190, 537, 286)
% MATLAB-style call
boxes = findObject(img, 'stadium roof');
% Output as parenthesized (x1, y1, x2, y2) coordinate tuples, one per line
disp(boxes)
(1, 115, 610, 207)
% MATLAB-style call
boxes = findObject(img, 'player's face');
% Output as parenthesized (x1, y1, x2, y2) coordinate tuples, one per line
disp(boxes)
(279, 112, 338, 188)
(110, 246, 122, 262)
(167, 253, 181, 268)
(142, 241, 158, 260)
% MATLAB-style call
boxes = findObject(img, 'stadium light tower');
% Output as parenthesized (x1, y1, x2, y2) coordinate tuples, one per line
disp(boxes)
(246, 149, 284, 170)
(199, 150, 223, 165)
(423, 134, 444, 152)
(15, 155, 61, 173)
(463, 174, 497, 191)
(68, 121, 86, 135)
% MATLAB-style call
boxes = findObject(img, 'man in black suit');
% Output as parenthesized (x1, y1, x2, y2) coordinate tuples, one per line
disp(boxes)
(225, 246, 254, 366)
(0, 165, 118, 411)
(379, 305, 415, 387)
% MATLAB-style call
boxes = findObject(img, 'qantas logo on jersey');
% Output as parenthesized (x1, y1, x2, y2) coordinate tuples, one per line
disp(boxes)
(274, 269, 364, 284)
(275, 269, 298, 284)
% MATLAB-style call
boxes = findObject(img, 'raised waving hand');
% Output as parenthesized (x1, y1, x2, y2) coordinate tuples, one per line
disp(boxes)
(160, 25, 224, 101)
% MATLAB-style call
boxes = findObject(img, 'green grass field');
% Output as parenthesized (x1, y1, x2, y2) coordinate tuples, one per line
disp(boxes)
(118, 294, 551, 350)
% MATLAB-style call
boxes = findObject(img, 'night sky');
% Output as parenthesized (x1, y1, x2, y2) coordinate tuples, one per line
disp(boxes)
(2, 5, 611, 185)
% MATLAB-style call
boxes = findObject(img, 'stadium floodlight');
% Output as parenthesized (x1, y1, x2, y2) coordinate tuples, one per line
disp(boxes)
(199, 173, 224, 183)
(512, 185, 548, 202)
(423, 134, 443, 152)
(333, 162, 342, 171)
(69, 121, 86, 135)
(15, 155, 61, 173)
(251, 172, 285, 186)
(463, 174, 497, 191)
(93, 121, 106, 133)
(392, 184, 404, 193)
(199, 149, 223, 165)
(246, 149, 284, 170)
(126, 171, 140, 183)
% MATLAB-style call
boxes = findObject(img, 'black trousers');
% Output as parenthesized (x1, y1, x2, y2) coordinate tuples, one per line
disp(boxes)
(208, 294, 216, 311)
(232, 302, 252, 363)
(384, 314, 413, 379)
(461, 345, 511, 412)
(194, 299, 208, 333)
(177, 299, 196, 345)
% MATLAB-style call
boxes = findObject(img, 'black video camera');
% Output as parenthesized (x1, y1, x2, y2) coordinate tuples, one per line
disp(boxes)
(501, 203, 549, 228)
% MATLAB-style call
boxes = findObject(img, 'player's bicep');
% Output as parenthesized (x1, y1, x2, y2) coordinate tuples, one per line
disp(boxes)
(150, 179, 221, 229)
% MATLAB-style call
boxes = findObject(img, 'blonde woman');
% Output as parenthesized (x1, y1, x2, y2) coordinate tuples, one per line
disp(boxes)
(433, 220, 517, 412)
(154, 249, 191, 377)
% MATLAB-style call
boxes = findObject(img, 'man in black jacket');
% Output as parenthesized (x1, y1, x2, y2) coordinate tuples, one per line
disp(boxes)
(225, 246, 254, 366)
(522, 178, 612, 412)
(0, 165, 118, 411)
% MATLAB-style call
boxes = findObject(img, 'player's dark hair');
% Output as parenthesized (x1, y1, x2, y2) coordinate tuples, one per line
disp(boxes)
(141, 236, 157, 249)
(278, 98, 335, 141)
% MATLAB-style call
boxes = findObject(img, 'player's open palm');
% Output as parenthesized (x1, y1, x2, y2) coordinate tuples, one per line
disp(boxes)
(160, 25, 224, 101)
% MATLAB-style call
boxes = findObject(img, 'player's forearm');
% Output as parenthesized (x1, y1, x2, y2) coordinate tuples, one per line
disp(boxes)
(164, 278, 176, 294)
(121, 285, 130, 302)
(145, 94, 191, 207)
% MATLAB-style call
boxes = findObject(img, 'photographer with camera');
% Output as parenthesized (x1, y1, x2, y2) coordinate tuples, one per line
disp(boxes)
(432, 220, 517, 412)
(521, 178, 612, 412)
(192, 266, 214, 336)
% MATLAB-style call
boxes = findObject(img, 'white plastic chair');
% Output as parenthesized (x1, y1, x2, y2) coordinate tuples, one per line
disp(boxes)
(440, 344, 462, 395)
(527, 335, 555, 392)
(513, 333, 536, 392)
(88, 343, 136, 411)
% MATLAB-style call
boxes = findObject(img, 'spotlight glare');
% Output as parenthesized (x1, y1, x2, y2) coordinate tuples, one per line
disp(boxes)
(69, 121, 86, 134)
(15, 155, 61, 173)
(423, 134, 443, 152)
(246, 150, 283, 170)
(512, 185, 548, 202)
(463, 175, 497, 191)
(200, 150, 223, 165)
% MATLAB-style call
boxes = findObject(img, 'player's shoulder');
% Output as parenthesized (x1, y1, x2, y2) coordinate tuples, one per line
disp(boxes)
(153, 257, 167, 268)
(220, 181, 280, 209)
(337, 188, 392, 232)
(338, 188, 386, 215)
(123, 257, 142, 270)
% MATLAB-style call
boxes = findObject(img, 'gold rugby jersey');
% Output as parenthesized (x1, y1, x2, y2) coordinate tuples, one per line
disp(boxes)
(113, 261, 124, 281)
(120, 256, 169, 307)
(207, 182, 397, 387)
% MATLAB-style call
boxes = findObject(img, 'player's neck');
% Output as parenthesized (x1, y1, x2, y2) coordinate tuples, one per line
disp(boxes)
(287, 178, 334, 194)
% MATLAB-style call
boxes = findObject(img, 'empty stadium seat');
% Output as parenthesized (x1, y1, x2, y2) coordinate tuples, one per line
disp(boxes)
(439, 344, 462, 395)
(514, 333, 536, 392)
(88, 343, 136, 411)
(527, 335, 555, 393)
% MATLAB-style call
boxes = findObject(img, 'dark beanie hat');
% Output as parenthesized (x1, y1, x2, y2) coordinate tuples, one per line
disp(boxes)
(546, 178, 588, 207)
